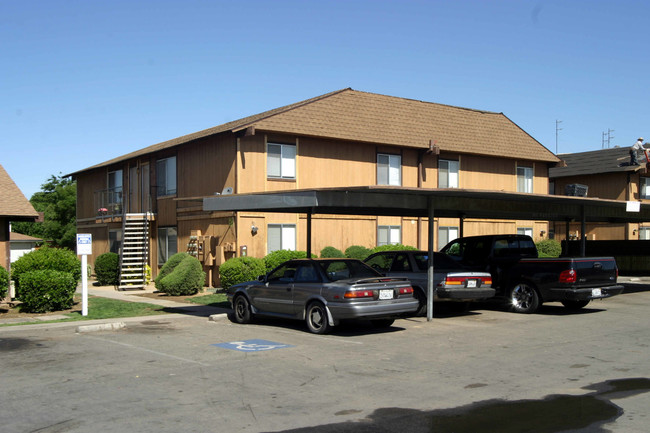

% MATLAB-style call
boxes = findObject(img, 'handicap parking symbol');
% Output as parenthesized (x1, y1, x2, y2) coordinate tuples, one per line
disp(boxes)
(213, 339, 294, 352)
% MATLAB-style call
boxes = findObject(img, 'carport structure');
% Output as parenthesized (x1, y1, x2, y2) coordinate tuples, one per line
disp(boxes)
(204, 186, 650, 320)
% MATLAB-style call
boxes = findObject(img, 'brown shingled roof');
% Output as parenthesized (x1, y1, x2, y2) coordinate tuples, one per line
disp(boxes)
(0, 164, 39, 220)
(69, 88, 559, 175)
(550, 147, 644, 178)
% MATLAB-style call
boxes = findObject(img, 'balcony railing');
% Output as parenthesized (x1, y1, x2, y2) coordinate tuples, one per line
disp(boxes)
(95, 187, 124, 218)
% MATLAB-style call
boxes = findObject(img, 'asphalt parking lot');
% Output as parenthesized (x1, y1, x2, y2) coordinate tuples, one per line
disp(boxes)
(1, 287, 650, 433)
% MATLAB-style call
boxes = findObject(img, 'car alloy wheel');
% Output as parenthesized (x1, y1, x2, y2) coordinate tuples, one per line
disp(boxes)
(510, 283, 539, 314)
(306, 302, 331, 334)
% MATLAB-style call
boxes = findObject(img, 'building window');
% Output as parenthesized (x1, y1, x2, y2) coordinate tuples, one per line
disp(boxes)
(377, 154, 401, 186)
(268, 224, 296, 253)
(439, 159, 459, 188)
(107, 170, 123, 211)
(438, 226, 458, 250)
(641, 178, 650, 199)
(517, 227, 533, 238)
(156, 156, 177, 196)
(378, 225, 401, 246)
(108, 229, 122, 254)
(517, 166, 533, 193)
(268, 143, 296, 179)
(158, 227, 178, 265)
(639, 227, 650, 240)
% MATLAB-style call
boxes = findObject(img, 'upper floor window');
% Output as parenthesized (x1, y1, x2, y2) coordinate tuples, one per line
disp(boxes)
(439, 159, 459, 188)
(517, 166, 533, 193)
(378, 225, 401, 246)
(268, 143, 296, 179)
(107, 169, 123, 209)
(156, 156, 177, 196)
(268, 224, 296, 253)
(639, 227, 650, 240)
(641, 178, 650, 199)
(377, 154, 401, 186)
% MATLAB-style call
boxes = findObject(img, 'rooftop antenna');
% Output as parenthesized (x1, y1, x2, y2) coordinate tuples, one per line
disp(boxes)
(607, 129, 615, 148)
(602, 131, 607, 149)
(555, 120, 562, 154)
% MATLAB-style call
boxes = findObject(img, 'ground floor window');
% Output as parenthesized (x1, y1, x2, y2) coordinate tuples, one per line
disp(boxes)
(378, 225, 401, 246)
(639, 227, 650, 240)
(438, 226, 458, 250)
(109, 229, 122, 254)
(268, 224, 296, 253)
(517, 227, 533, 238)
(158, 227, 178, 265)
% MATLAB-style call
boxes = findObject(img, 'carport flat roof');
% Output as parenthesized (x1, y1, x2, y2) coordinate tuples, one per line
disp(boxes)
(203, 186, 650, 224)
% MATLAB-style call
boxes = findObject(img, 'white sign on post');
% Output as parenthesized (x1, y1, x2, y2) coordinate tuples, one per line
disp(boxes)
(77, 234, 92, 316)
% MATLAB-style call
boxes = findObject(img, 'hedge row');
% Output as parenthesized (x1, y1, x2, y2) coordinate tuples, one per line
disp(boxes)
(0, 266, 9, 300)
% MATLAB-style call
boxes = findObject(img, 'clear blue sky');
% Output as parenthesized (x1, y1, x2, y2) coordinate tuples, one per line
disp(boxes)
(3, 0, 649, 198)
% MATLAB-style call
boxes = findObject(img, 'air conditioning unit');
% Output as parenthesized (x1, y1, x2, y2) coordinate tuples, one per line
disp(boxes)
(565, 184, 588, 197)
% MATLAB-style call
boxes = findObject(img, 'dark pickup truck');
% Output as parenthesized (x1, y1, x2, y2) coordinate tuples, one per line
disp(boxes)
(440, 234, 624, 313)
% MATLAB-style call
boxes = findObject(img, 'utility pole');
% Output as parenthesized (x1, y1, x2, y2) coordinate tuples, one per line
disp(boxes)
(555, 120, 562, 154)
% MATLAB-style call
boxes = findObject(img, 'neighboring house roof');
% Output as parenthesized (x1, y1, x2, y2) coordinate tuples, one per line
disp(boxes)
(0, 164, 39, 220)
(550, 147, 646, 178)
(9, 232, 42, 242)
(69, 88, 560, 176)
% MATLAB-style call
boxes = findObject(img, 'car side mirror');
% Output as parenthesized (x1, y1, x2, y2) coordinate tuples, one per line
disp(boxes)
(258, 275, 266, 282)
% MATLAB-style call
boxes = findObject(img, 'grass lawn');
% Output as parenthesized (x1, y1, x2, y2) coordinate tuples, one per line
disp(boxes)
(183, 292, 230, 308)
(0, 296, 168, 327)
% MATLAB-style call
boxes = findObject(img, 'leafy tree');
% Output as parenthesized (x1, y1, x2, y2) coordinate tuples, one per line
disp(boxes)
(11, 174, 76, 250)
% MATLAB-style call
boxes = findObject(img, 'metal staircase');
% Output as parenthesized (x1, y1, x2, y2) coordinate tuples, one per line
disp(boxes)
(118, 213, 151, 290)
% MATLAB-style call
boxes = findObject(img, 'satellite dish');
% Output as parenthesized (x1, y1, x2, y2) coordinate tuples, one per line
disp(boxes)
(222, 187, 233, 195)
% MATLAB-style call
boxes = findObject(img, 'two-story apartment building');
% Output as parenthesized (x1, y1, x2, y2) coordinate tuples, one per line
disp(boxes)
(69, 88, 560, 286)
(550, 146, 650, 240)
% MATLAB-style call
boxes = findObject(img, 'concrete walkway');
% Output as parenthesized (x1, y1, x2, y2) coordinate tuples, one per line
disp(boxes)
(0, 283, 231, 327)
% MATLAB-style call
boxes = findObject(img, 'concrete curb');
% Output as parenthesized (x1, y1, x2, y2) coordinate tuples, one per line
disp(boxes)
(76, 322, 126, 333)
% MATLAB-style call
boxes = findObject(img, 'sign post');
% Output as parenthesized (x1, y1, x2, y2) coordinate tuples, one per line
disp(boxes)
(76, 234, 92, 316)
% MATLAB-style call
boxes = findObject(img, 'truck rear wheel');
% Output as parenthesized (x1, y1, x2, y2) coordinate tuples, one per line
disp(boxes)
(509, 283, 540, 314)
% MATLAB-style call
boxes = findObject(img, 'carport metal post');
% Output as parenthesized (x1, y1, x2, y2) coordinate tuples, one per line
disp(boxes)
(427, 197, 435, 322)
(580, 205, 586, 257)
(306, 210, 312, 258)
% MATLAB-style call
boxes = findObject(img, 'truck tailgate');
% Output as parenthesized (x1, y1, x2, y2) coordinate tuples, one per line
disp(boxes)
(572, 257, 618, 287)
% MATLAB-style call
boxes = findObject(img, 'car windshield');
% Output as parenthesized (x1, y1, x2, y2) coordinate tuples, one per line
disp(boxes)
(320, 260, 381, 282)
(413, 252, 458, 270)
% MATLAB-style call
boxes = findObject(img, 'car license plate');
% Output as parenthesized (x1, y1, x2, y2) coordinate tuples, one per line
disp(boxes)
(466, 279, 477, 288)
(592, 288, 602, 297)
(379, 289, 394, 300)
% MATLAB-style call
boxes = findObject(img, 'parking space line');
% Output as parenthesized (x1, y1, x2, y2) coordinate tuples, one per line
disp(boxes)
(81, 335, 211, 367)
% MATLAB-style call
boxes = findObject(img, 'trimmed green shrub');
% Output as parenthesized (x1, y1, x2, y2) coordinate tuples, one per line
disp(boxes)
(320, 246, 345, 258)
(0, 266, 8, 299)
(264, 250, 314, 272)
(536, 239, 562, 258)
(94, 252, 119, 285)
(219, 256, 266, 291)
(370, 243, 418, 254)
(156, 255, 205, 296)
(345, 245, 372, 260)
(154, 252, 191, 290)
(11, 246, 81, 292)
(17, 270, 77, 313)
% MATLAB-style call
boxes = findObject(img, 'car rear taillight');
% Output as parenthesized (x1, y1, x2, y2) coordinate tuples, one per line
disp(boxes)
(398, 286, 413, 295)
(444, 276, 465, 285)
(482, 277, 492, 286)
(344, 290, 375, 299)
(559, 269, 577, 283)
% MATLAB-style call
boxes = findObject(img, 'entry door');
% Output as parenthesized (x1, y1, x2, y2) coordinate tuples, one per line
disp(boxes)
(141, 163, 150, 212)
(129, 166, 139, 213)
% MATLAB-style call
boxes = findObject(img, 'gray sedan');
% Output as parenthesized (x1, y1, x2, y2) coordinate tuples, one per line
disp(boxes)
(227, 258, 419, 334)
